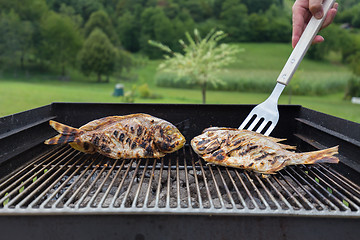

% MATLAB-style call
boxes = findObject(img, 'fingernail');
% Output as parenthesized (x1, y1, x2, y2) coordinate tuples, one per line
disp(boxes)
(315, 11, 323, 19)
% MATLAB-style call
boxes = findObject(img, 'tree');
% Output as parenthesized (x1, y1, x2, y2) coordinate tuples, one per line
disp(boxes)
(40, 11, 82, 77)
(248, 13, 269, 42)
(59, 3, 83, 29)
(0, 10, 33, 71)
(70, 0, 104, 23)
(84, 10, 119, 46)
(242, 0, 279, 13)
(181, 0, 209, 22)
(213, 0, 224, 19)
(0, 0, 47, 71)
(0, 0, 48, 22)
(149, 29, 241, 104)
(140, 7, 175, 58)
(307, 25, 344, 61)
(265, 4, 291, 42)
(78, 28, 116, 82)
(117, 11, 140, 52)
(220, 0, 249, 42)
(336, 2, 360, 28)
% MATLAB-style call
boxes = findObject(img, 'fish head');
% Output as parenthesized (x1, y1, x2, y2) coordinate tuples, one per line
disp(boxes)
(154, 121, 186, 153)
(190, 130, 222, 155)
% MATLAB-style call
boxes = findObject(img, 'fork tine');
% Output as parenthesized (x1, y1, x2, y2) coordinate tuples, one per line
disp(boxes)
(247, 116, 261, 131)
(264, 123, 276, 136)
(239, 113, 256, 129)
(255, 120, 268, 134)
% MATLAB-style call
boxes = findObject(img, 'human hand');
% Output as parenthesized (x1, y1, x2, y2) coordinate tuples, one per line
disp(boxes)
(292, 0, 338, 48)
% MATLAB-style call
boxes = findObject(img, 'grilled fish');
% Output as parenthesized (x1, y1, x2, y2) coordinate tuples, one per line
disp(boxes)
(191, 127, 339, 174)
(45, 113, 186, 159)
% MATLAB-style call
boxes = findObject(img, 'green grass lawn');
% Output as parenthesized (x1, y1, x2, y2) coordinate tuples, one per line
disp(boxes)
(1, 78, 359, 123)
(0, 43, 359, 123)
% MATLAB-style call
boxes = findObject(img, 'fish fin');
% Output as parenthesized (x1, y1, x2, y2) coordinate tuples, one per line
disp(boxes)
(203, 127, 230, 133)
(79, 116, 123, 131)
(80, 114, 151, 131)
(242, 129, 287, 142)
(278, 143, 297, 150)
(301, 146, 339, 165)
(44, 120, 83, 145)
(267, 137, 287, 143)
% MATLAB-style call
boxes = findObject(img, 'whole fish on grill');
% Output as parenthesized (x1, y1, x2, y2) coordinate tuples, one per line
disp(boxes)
(45, 113, 186, 159)
(191, 127, 339, 174)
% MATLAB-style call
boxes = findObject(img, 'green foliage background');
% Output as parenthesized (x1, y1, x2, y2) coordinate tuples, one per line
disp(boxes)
(0, 0, 359, 73)
(0, 0, 359, 120)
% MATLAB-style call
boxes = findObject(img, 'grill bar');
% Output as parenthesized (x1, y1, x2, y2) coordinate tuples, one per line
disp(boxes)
(56, 155, 99, 208)
(111, 158, 135, 208)
(225, 168, 245, 209)
(132, 158, 149, 208)
(143, 159, 157, 208)
(190, 149, 205, 208)
(89, 159, 119, 207)
(233, 169, 258, 209)
(182, 148, 192, 208)
(274, 172, 308, 210)
(40, 153, 89, 208)
(0, 146, 359, 217)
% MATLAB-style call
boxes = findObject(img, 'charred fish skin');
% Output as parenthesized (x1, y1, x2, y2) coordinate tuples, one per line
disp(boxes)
(44, 113, 186, 159)
(191, 127, 339, 174)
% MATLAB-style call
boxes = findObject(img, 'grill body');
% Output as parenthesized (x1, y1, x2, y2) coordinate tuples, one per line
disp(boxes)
(0, 103, 359, 239)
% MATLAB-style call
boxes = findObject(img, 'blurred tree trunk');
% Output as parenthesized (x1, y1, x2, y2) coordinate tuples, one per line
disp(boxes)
(20, 53, 24, 70)
(61, 64, 65, 78)
(202, 81, 206, 104)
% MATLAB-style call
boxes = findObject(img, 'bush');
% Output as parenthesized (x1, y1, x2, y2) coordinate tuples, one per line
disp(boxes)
(344, 76, 360, 100)
(348, 51, 360, 76)
(155, 70, 348, 96)
(138, 83, 163, 99)
(307, 25, 345, 61)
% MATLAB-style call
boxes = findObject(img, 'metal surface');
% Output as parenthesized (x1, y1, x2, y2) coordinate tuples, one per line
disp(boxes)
(2, 215, 359, 240)
(239, 83, 285, 135)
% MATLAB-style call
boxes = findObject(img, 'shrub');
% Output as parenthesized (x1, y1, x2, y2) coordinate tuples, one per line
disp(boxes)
(344, 76, 360, 100)
(155, 71, 348, 96)
(138, 83, 163, 99)
(348, 51, 360, 76)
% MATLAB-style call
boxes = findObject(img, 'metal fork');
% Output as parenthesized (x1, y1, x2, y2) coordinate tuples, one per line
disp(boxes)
(239, 0, 335, 136)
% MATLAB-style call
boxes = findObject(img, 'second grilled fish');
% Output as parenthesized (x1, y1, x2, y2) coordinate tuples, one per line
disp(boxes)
(45, 113, 186, 159)
(191, 127, 339, 174)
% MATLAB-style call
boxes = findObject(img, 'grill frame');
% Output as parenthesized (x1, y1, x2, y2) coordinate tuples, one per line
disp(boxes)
(1, 102, 360, 239)
(0, 102, 359, 218)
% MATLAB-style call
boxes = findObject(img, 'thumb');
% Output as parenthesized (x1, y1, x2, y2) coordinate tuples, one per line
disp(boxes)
(309, 0, 324, 19)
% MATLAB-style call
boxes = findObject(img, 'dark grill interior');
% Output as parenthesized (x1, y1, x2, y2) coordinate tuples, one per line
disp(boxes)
(0, 103, 359, 239)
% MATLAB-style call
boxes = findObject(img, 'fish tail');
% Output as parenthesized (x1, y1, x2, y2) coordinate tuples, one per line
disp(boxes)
(299, 146, 339, 165)
(44, 120, 83, 145)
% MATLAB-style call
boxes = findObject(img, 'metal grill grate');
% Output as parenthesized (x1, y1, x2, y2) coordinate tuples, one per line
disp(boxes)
(0, 145, 359, 216)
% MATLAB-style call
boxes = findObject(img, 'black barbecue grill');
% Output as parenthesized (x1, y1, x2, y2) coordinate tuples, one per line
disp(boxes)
(0, 102, 359, 239)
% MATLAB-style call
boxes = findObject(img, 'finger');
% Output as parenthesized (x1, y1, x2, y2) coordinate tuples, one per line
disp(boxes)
(312, 35, 325, 44)
(292, 1, 311, 48)
(321, 3, 338, 29)
(292, 13, 312, 47)
(309, 0, 324, 19)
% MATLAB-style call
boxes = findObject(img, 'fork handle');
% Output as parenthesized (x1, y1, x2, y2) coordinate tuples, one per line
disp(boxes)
(277, 0, 335, 85)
